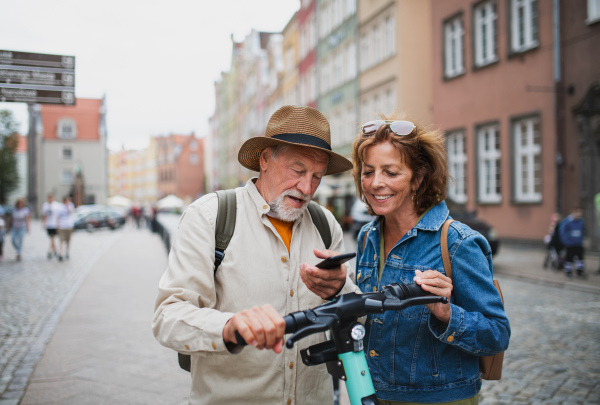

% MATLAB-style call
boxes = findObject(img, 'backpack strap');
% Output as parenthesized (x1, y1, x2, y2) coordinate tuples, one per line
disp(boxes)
(214, 189, 237, 273)
(441, 219, 455, 278)
(307, 201, 332, 249)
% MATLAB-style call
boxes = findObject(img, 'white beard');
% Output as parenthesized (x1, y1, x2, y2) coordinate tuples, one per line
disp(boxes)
(268, 189, 311, 222)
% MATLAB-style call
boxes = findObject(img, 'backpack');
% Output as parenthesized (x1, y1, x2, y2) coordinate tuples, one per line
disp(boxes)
(178, 189, 333, 372)
(441, 219, 505, 380)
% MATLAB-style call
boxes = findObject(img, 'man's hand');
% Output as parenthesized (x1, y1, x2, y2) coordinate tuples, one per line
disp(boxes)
(222, 304, 286, 353)
(300, 249, 347, 299)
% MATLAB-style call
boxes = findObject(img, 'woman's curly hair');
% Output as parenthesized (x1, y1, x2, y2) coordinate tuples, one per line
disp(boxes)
(351, 113, 449, 216)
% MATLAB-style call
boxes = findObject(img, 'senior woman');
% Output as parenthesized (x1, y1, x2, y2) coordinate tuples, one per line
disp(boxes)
(351, 116, 510, 404)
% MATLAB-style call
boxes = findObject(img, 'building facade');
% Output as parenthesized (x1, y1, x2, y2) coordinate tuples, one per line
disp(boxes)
(560, 1, 600, 248)
(207, 0, 599, 244)
(316, 0, 359, 222)
(210, 30, 285, 189)
(155, 133, 205, 203)
(37, 97, 108, 209)
(433, 0, 599, 244)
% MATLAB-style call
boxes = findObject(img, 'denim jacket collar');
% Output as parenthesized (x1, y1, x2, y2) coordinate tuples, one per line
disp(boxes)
(414, 201, 450, 232)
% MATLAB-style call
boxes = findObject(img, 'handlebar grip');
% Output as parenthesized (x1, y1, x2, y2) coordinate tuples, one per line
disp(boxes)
(284, 314, 296, 334)
(388, 283, 431, 299)
(234, 331, 248, 346)
(284, 311, 311, 334)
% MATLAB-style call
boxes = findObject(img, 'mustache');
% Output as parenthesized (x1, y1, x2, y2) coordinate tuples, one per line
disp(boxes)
(281, 189, 311, 202)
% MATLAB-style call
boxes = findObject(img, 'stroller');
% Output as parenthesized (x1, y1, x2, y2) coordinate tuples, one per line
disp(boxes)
(543, 218, 565, 270)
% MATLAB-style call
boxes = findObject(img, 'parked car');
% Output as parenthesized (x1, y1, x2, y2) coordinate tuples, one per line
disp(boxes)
(445, 199, 500, 256)
(73, 206, 126, 232)
(348, 198, 376, 238)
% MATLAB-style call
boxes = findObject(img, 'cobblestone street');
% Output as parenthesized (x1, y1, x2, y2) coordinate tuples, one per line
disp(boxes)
(0, 222, 123, 404)
(0, 217, 599, 404)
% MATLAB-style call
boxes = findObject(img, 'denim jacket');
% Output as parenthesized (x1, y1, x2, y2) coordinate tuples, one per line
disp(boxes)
(356, 201, 510, 403)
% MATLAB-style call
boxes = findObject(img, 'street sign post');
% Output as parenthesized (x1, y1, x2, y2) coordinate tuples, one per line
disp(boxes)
(0, 49, 76, 105)
(0, 50, 77, 217)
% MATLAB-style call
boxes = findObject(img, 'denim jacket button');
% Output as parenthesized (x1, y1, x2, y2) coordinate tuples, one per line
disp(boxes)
(372, 286, 377, 292)
(447, 335, 455, 342)
(369, 350, 378, 357)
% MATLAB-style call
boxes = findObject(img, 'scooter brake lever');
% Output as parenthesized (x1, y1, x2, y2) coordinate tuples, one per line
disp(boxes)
(286, 321, 332, 348)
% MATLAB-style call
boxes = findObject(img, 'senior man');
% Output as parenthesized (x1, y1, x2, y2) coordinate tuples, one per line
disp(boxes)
(153, 105, 357, 404)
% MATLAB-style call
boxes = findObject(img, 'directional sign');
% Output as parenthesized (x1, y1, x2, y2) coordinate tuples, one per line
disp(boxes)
(0, 87, 75, 105)
(0, 67, 75, 87)
(0, 50, 75, 105)
(0, 50, 75, 70)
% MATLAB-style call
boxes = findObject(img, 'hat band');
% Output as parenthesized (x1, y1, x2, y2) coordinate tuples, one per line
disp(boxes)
(271, 133, 331, 151)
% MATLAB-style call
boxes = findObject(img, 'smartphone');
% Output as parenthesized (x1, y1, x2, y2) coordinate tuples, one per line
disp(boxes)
(315, 252, 356, 269)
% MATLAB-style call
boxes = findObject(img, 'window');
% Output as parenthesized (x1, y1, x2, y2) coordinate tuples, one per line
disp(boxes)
(346, 105, 356, 144)
(473, 1, 498, 67)
(510, 0, 538, 53)
(386, 88, 395, 115)
(61, 169, 74, 185)
(345, 41, 357, 81)
(345, 0, 356, 17)
(360, 34, 369, 71)
(385, 15, 395, 58)
(57, 118, 77, 139)
(444, 15, 465, 78)
(190, 153, 198, 165)
(361, 98, 370, 123)
(513, 116, 542, 202)
(373, 95, 381, 116)
(447, 131, 467, 203)
(333, 52, 342, 87)
(61, 146, 72, 161)
(373, 25, 381, 64)
(477, 124, 501, 203)
(588, 0, 600, 23)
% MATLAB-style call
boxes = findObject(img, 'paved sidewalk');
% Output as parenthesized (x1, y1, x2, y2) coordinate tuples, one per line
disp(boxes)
(492, 242, 600, 294)
(16, 228, 190, 405)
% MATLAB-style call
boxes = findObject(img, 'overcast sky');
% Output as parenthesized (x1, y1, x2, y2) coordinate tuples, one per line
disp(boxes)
(0, 0, 299, 150)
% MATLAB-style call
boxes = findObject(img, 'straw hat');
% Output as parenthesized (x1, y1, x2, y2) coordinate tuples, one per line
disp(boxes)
(238, 105, 353, 175)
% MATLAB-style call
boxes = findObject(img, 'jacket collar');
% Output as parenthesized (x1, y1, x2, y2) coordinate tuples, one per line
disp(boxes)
(414, 201, 450, 232)
(246, 178, 272, 217)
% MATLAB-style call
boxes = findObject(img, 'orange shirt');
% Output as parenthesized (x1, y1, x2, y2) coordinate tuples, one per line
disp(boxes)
(267, 216, 293, 253)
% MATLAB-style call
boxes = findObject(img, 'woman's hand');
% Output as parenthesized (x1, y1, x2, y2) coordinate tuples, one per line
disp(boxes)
(413, 270, 453, 324)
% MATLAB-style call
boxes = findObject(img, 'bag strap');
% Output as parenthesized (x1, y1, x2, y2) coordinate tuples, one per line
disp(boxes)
(307, 201, 332, 249)
(214, 189, 237, 273)
(441, 219, 455, 278)
(213, 192, 332, 274)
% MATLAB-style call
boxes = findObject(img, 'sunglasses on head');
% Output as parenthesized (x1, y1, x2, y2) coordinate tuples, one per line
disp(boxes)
(360, 120, 416, 137)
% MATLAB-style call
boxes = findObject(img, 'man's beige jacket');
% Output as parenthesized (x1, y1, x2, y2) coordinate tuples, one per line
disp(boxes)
(152, 179, 357, 405)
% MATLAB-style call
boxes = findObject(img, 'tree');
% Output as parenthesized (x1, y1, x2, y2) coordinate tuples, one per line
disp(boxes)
(0, 109, 21, 205)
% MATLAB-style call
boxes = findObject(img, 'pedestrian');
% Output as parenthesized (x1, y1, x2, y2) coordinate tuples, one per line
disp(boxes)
(10, 198, 30, 261)
(558, 205, 586, 279)
(351, 115, 510, 403)
(150, 204, 158, 233)
(152, 105, 357, 405)
(594, 193, 600, 275)
(131, 204, 142, 228)
(57, 196, 75, 261)
(41, 193, 61, 259)
(0, 205, 5, 261)
(543, 212, 564, 269)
